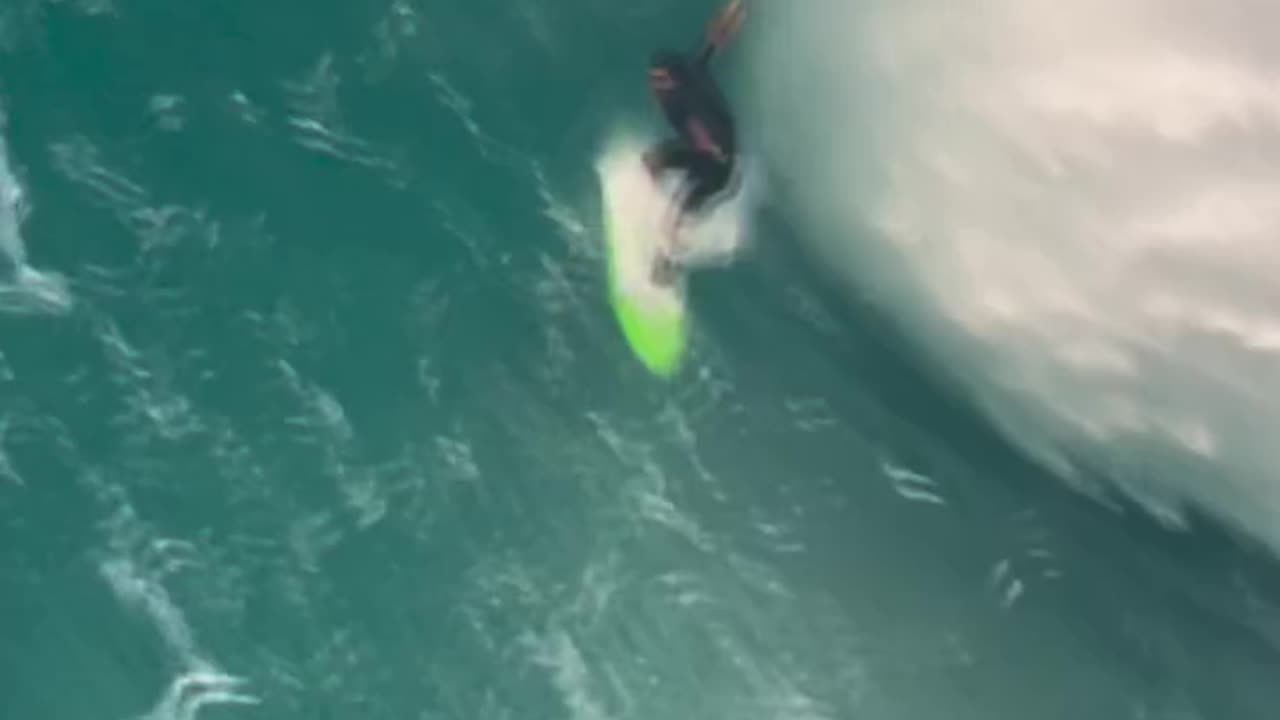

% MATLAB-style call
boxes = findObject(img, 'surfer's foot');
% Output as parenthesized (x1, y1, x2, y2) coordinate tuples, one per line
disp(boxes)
(642, 149, 661, 179)
(651, 254, 679, 287)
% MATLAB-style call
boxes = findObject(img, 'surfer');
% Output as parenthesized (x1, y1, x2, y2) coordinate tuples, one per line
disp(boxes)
(644, 0, 745, 285)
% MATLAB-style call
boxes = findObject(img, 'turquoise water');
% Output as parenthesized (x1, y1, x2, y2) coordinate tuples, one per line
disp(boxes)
(2, 2, 1279, 719)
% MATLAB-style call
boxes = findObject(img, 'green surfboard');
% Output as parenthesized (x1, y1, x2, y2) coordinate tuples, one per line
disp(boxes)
(600, 163, 688, 378)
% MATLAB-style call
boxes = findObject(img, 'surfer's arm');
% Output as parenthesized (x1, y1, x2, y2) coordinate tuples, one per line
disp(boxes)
(695, 0, 745, 66)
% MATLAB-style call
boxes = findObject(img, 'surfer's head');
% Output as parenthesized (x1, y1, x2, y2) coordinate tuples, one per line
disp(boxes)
(648, 51, 686, 93)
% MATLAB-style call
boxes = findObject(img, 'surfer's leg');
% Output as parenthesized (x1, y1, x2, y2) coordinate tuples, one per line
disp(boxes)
(644, 139, 697, 181)
(660, 155, 734, 271)
(646, 142, 707, 220)
(643, 140, 698, 257)
(676, 154, 731, 216)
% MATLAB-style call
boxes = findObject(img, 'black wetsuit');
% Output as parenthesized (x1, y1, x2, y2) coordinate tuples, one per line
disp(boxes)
(646, 47, 737, 216)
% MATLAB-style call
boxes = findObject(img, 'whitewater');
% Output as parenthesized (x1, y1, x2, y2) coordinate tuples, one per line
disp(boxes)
(749, 0, 1280, 553)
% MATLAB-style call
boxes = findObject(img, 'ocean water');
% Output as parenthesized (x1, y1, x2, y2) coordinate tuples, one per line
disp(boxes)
(2, 2, 1279, 720)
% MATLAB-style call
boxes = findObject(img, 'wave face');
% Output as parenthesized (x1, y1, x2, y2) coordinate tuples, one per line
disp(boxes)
(747, 0, 1280, 550)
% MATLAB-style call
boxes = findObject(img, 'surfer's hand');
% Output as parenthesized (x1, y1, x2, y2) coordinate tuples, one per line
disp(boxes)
(706, 0, 745, 52)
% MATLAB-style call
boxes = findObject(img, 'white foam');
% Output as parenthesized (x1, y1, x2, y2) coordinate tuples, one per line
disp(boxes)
(0, 113, 72, 315)
(0, 265, 72, 315)
(750, 0, 1280, 551)
(101, 556, 259, 720)
(528, 629, 613, 720)
(674, 157, 758, 270)
(94, 475, 258, 720)
(139, 669, 259, 720)
(0, 416, 20, 486)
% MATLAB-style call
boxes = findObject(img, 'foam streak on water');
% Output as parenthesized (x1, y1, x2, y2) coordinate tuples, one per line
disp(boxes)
(100, 554, 259, 720)
(94, 477, 258, 720)
(0, 111, 25, 268)
(749, 0, 1280, 552)
(0, 110, 71, 315)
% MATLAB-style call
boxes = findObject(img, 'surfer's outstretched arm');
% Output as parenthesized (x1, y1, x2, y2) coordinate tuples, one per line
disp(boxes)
(695, 0, 745, 66)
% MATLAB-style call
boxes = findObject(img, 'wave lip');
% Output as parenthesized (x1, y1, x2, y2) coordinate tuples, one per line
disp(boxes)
(748, 0, 1280, 552)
